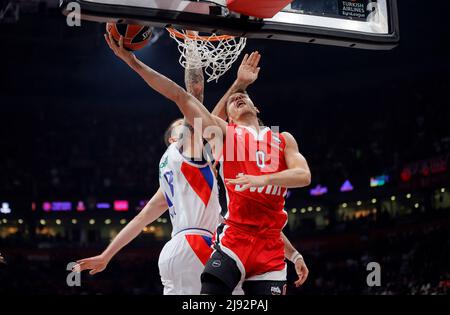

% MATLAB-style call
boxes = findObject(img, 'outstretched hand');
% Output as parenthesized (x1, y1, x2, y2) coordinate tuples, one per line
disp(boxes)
(237, 51, 261, 87)
(104, 33, 137, 66)
(73, 254, 110, 275)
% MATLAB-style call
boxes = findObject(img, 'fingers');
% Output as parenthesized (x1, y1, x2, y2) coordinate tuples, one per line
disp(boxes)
(226, 177, 248, 185)
(119, 35, 124, 49)
(107, 33, 119, 54)
(108, 33, 116, 48)
(104, 34, 113, 50)
(246, 51, 260, 69)
(76, 257, 94, 264)
(251, 53, 261, 68)
(295, 267, 309, 287)
(246, 52, 256, 66)
(241, 53, 249, 65)
(72, 263, 84, 272)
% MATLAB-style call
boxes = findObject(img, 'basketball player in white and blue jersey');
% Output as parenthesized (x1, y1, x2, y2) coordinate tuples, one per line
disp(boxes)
(74, 33, 231, 295)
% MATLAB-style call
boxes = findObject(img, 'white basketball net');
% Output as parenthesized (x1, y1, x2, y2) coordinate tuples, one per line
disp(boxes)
(167, 29, 247, 83)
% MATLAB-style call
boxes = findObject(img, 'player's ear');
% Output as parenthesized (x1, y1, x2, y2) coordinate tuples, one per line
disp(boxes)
(168, 136, 177, 144)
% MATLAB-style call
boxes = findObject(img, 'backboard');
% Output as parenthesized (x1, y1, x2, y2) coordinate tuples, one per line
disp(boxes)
(61, 0, 399, 50)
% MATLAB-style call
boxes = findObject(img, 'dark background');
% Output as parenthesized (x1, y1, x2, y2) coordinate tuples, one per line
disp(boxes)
(0, 0, 449, 295)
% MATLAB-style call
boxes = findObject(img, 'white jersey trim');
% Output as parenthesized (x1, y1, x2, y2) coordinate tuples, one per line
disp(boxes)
(245, 265, 287, 281)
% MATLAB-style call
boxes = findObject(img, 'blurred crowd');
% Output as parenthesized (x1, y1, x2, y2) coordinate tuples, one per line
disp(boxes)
(1, 209, 449, 295)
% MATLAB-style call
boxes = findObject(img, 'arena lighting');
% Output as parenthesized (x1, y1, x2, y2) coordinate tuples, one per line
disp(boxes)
(149, 226, 156, 232)
(414, 203, 420, 209)
(42, 202, 71, 212)
(406, 193, 412, 199)
(307, 206, 313, 212)
(2, 219, 7, 224)
(120, 219, 127, 225)
(316, 207, 321, 212)
(96, 203, 110, 209)
(371, 198, 377, 204)
(71, 219, 78, 224)
(357, 201, 362, 206)
(56, 219, 62, 225)
(42, 202, 51, 212)
(40, 219, 46, 225)
(340, 180, 354, 192)
(391, 196, 396, 201)
(342, 203, 348, 208)
(310, 184, 328, 196)
(51, 202, 72, 211)
(105, 219, 112, 225)
(0, 202, 11, 214)
(370, 175, 389, 187)
(300, 208, 306, 213)
(291, 208, 298, 214)
(441, 188, 446, 193)
(18, 219, 23, 224)
(114, 200, 129, 212)
(89, 219, 95, 225)
(76, 201, 86, 212)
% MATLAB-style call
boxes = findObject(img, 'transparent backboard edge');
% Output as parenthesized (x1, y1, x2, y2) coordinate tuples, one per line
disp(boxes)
(61, 0, 399, 50)
(81, 0, 390, 35)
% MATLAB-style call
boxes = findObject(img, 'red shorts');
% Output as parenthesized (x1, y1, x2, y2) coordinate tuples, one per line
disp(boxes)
(214, 223, 286, 280)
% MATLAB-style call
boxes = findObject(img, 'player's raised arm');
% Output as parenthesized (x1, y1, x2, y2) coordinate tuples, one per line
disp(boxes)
(184, 31, 205, 104)
(74, 188, 168, 275)
(104, 33, 223, 133)
(226, 132, 311, 189)
(212, 52, 261, 121)
(281, 232, 309, 287)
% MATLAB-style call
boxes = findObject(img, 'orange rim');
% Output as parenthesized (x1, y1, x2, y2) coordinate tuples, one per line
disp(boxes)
(166, 28, 235, 41)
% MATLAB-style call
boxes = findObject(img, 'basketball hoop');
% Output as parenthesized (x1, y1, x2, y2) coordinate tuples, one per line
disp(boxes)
(167, 28, 247, 83)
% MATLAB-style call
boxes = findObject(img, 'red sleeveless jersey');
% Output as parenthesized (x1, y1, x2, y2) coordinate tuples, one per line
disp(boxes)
(219, 124, 288, 234)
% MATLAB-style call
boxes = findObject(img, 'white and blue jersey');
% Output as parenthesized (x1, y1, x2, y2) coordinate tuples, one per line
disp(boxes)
(157, 143, 224, 295)
(158, 142, 221, 237)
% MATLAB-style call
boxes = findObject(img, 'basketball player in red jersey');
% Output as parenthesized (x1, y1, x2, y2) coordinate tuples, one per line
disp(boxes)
(200, 52, 311, 295)
(103, 33, 309, 294)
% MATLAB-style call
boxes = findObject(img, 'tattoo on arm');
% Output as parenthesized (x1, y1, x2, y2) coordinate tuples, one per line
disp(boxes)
(185, 67, 204, 103)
